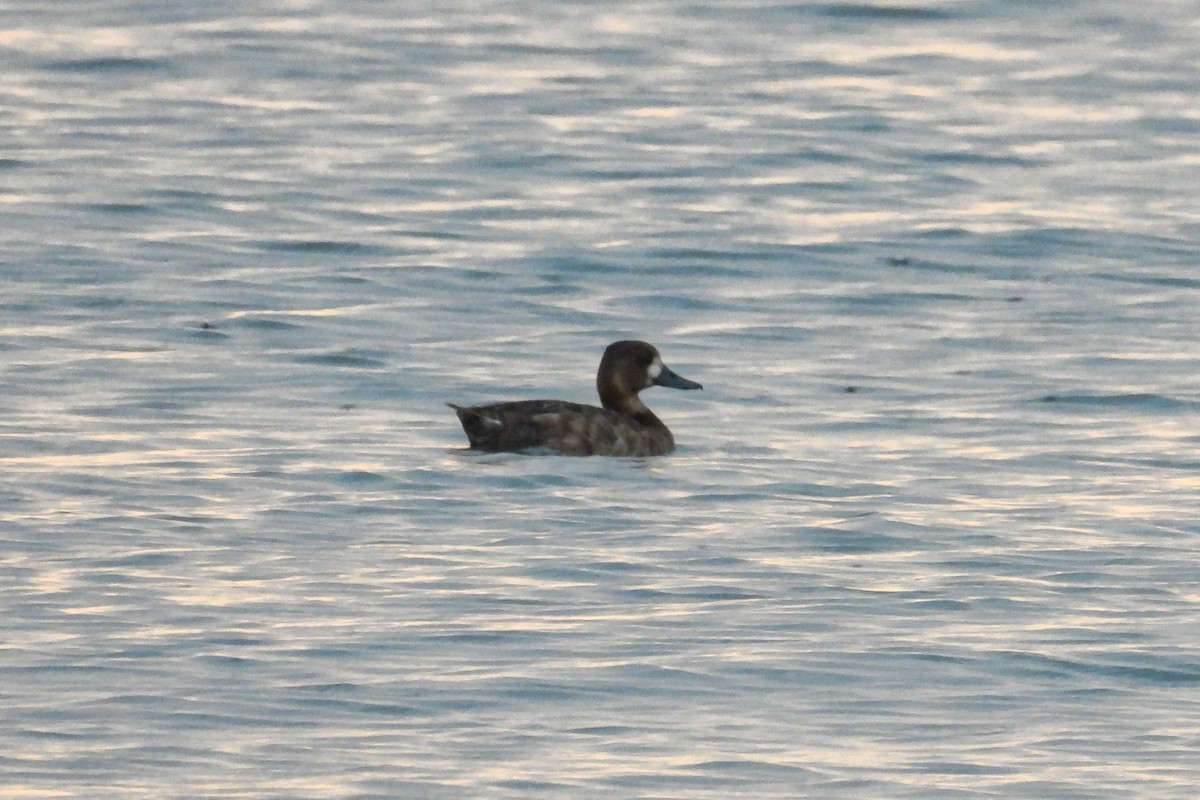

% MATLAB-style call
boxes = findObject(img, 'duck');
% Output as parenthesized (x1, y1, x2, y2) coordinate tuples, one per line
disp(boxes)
(449, 340, 702, 456)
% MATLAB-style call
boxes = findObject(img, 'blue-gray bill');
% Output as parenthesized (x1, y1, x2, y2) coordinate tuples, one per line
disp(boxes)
(654, 365, 702, 391)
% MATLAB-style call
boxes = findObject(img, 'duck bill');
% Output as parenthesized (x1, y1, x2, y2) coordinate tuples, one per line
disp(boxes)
(653, 365, 702, 391)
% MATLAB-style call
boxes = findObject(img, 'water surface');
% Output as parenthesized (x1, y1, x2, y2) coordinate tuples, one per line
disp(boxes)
(2, 1, 1198, 797)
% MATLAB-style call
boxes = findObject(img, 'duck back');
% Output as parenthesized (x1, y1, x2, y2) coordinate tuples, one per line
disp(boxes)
(449, 400, 675, 457)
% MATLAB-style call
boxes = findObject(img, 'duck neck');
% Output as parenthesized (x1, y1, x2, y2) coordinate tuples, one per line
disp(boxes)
(600, 389, 664, 429)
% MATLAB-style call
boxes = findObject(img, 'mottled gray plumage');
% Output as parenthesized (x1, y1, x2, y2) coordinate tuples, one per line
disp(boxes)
(449, 340, 702, 457)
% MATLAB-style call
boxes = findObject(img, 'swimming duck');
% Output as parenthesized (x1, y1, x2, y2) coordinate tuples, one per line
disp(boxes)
(449, 340, 702, 456)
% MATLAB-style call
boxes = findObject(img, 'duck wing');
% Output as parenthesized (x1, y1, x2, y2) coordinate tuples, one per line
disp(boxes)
(448, 400, 593, 453)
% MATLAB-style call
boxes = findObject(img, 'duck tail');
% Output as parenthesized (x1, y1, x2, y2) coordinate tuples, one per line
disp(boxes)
(447, 403, 502, 428)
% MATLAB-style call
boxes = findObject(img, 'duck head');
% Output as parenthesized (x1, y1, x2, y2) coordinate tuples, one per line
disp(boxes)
(597, 340, 702, 413)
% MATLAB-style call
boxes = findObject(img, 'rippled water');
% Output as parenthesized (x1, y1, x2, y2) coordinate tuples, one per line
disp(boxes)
(3, 1, 1199, 797)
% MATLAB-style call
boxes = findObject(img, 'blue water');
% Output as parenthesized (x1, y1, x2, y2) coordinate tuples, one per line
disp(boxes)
(3, 1, 1198, 797)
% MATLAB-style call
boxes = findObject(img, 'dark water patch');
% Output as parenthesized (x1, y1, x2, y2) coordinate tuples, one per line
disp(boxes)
(1137, 114, 1200, 135)
(307, 273, 376, 288)
(692, 759, 819, 778)
(195, 633, 269, 648)
(645, 246, 794, 265)
(4, 663, 119, 677)
(524, 253, 626, 275)
(905, 598, 972, 612)
(105, 644, 203, 664)
(228, 316, 305, 332)
(1089, 662, 1200, 686)
(1118, 455, 1200, 472)
(567, 724, 638, 736)
(686, 324, 814, 342)
(576, 166, 717, 182)
(824, 112, 894, 134)
(1009, 651, 1200, 686)
(684, 555, 751, 571)
(837, 289, 979, 308)
(92, 550, 185, 569)
(185, 321, 230, 341)
(977, 227, 1196, 264)
(767, 480, 886, 500)
(15, 728, 94, 742)
(885, 650, 978, 667)
(685, 490, 773, 505)
(905, 226, 980, 244)
(290, 696, 423, 717)
(81, 383, 229, 411)
(1035, 392, 1190, 411)
(147, 187, 222, 206)
(694, 2, 956, 23)
(744, 147, 862, 168)
(473, 470, 576, 490)
(883, 256, 986, 276)
(814, 3, 957, 20)
(394, 227, 473, 241)
(444, 266, 506, 283)
(912, 760, 1015, 776)
(494, 779, 574, 793)
(65, 293, 129, 310)
(920, 149, 1041, 167)
(618, 587, 677, 602)
(293, 349, 389, 369)
(657, 585, 763, 602)
(40, 56, 173, 74)
(1092, 270, 1200, 289)
(318, 468, 391, 486)
(195, 654, 257, 667)
(491, 41, 644, 60)
(602, 663, 711, 686)
(492, 679, 597, 702)
(475, 151, 581, 172)
(626, 293, 729, 312)
(252, 239, 395, 256)
(455, 204, 588, 222)
(80, 202, 157, 215)
(799, 527, 915, 555)
(295, 682, 359, 694)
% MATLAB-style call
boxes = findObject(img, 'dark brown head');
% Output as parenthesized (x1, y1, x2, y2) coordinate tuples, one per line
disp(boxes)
(595, 340, 702, 414)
